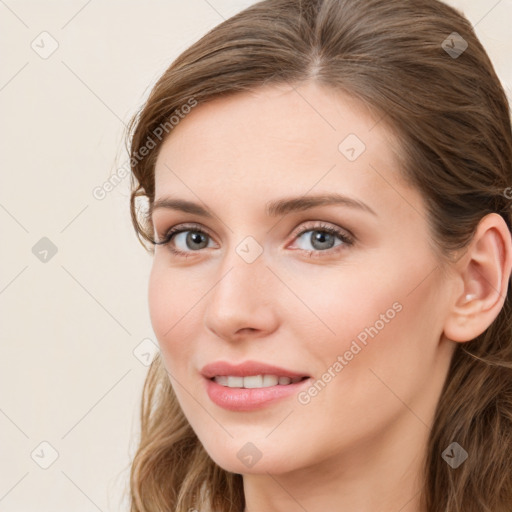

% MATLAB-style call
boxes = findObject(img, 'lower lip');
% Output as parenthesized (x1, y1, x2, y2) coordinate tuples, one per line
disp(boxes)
(204, 377, 311, 411)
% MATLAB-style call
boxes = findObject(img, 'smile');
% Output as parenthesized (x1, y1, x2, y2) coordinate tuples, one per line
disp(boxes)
(201, 360, 312, 411)
(212, 375, 307, 388)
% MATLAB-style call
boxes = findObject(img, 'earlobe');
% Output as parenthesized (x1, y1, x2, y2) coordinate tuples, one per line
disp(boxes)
(443, 213, 512, 343)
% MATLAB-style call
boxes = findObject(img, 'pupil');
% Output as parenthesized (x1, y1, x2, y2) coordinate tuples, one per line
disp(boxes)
(188, 232, 207, 249)
(312, 231, 334, 250)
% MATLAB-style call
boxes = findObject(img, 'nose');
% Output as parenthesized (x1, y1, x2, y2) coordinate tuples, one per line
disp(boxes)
(203, 246, 279, 343)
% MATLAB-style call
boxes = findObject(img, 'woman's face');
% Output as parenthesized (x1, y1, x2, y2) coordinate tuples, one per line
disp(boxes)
(149, 81, 457, 475)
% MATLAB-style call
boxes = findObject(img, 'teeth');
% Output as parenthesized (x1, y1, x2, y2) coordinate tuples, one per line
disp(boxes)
(213, 374, 305, 388)
(227, 376, 244, 388)
(244, 375, 263, 388)
(214, 376, 228, 386)
(263, 375, 278, 386)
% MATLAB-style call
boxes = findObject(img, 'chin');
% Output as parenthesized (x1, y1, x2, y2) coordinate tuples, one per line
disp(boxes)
(200, 441, 298, 476)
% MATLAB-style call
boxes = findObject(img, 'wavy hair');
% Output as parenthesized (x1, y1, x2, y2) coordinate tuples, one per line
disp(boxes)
(125, 0, 512, 510)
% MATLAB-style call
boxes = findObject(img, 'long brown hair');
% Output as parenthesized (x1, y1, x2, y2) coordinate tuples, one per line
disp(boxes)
(126, 1, 512, 510)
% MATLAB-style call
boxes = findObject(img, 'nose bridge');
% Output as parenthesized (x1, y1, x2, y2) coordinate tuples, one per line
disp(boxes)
(204, 235, 278, 338)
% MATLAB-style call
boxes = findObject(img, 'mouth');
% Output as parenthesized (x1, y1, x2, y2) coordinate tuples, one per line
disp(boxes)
(210, 375, 309, 388)
(201, 360, 310, 380)
(201, 360, 311, 411)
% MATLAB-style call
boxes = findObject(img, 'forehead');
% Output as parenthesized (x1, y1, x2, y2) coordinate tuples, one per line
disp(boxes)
(153, 82, 415, 218)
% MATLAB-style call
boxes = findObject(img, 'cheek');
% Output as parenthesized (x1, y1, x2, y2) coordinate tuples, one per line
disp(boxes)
(318, 264, 445, 417)
(276, 256, 400, 348)
(288, 266, 445, 461)
(287, 250, 443, 389)
(148, 262, 172, 343)
(148, 260, 202, 366)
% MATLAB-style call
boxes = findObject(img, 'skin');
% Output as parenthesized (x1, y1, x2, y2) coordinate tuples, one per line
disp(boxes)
(148, 81, 511, 512)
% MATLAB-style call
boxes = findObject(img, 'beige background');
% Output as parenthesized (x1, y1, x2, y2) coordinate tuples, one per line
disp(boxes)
(0, 1, 511, 510)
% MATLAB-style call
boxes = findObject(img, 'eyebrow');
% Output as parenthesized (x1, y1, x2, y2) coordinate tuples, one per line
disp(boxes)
(151, 193, 377, 218)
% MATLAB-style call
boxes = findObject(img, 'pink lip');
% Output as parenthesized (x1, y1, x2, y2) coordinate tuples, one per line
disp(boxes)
(200, 360, 309, 379)
(204, 378, 311, 411)
(201, 360, 311, 412)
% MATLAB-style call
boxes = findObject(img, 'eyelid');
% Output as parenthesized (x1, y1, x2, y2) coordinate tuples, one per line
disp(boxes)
(155, 220, 355, 257)
(155, 222, 213, 244)
(289, 220, 355, 245)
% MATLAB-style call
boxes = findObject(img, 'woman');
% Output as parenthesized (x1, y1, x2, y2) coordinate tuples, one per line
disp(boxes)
(126, 0, 512, 510)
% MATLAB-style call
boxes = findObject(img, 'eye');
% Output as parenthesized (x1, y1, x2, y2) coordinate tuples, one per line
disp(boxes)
(154, 221, 354, 258)
(154, 224, 215, 257)
(289, 222, 354, 257)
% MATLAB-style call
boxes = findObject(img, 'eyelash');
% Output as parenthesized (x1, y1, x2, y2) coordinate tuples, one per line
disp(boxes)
(154, 222, 354, 259)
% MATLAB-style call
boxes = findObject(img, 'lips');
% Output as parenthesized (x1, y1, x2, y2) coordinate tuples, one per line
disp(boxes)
(201, 360, 311, 411)
(201, 360, 310, 380)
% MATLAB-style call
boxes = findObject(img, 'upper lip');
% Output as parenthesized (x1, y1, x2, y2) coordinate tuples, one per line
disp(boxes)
(201, 360, 310, 379)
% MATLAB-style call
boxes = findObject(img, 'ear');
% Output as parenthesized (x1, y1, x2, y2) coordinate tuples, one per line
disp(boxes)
(443, 213, 512, 343)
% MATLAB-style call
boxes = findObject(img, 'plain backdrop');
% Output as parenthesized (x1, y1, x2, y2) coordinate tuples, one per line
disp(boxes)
(0, 1, 511, 510)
